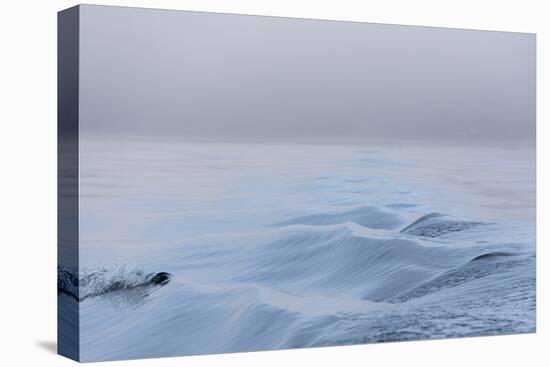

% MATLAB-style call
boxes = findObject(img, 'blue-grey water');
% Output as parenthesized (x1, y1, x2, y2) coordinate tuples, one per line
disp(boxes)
(60, 139, 535, 361)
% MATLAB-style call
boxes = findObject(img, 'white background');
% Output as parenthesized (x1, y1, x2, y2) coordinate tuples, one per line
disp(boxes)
(0, 0, 547, 365)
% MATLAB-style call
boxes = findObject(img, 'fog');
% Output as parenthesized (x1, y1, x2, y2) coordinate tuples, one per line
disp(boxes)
(79, 5, 535, 143)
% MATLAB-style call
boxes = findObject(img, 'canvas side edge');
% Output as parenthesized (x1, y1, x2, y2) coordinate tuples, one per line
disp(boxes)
(57, 5, 80, 362)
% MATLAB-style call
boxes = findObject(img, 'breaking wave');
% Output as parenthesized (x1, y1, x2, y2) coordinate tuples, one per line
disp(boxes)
(58, 264, 170, 301)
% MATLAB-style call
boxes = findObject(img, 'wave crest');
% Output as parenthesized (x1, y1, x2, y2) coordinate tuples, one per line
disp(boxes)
(400, 213, 489, 237)
(58, 264, 170, 301)
(276, 205, 404, 230)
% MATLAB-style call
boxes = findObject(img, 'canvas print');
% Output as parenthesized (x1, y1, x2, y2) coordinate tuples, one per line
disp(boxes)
(58, 5, 536, 362)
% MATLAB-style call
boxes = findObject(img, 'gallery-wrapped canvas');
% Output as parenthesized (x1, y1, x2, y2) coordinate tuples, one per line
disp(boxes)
(58, 4, 536, 362)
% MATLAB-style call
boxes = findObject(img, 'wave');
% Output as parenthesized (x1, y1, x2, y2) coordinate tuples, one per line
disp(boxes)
(80, 275, 369, 359)
(387, 251, 527, 303)
(68, 211, 512, 306)
(79, 245, 534, 360)
(76, 208, 535, 360)
(164, 211, 516, 303)
(469, 251, 514, 261)
(399, 212, 489, 237)
(229, 222, 468, 301)
(58, 265, 170, 301)
(57, 265, 79, 300)
(275, 205, 404, 230)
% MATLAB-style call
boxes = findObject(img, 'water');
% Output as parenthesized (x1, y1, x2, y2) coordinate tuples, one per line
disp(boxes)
(61, 138, 535, 361)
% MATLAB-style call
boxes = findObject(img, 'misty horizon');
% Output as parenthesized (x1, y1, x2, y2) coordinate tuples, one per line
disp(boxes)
(79, 5, 535, 144)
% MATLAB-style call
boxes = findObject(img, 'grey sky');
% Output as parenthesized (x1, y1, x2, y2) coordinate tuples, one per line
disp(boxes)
(79, 5, 535, 143)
